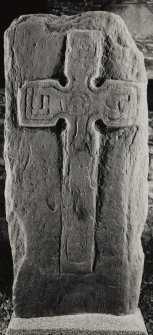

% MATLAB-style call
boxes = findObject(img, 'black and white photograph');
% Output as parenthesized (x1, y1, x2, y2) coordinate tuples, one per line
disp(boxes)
(0, 1, 153, 335)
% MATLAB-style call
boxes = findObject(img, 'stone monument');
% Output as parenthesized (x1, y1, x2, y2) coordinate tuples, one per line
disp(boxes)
(4, 11, 148, 335)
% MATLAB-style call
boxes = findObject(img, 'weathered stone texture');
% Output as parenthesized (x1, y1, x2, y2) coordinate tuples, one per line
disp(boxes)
(0, 89, 5, 219)
(47, 1, 153, 79)
(4, 12, 148, 318)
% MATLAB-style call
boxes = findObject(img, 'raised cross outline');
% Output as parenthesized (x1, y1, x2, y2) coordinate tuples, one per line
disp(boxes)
(17, 29, 143, 274)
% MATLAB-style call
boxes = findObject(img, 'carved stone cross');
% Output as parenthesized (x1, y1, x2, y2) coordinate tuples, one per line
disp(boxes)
(18, 30, 141, 274)
(5, 12, 148, 322)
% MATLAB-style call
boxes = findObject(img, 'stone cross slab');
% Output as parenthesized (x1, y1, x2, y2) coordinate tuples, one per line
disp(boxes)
(17, 30, 143, 274)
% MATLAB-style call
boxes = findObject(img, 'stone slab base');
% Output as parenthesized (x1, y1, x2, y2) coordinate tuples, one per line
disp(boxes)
(7, 309, 148, 335)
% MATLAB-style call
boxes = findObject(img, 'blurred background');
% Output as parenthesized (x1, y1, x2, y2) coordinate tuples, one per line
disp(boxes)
(0, 1, 153, 334)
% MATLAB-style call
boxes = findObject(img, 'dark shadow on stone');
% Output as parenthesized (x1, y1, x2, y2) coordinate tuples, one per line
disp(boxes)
(147, 80, 153, 111)
(0, 218, 13, 295)
(52, 36, 68, 87)
(139, 237, 153, 331)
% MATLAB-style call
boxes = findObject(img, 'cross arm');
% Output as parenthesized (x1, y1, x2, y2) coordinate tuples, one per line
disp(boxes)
(88, 79, 146, 129)
(17, 80, 69, 127)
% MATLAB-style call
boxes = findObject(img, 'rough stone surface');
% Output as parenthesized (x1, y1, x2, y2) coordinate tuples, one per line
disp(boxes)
(0, 89, 5, 219)
(46, 1, 153, 79)
(7, 310, 148, 335)
(4, 12, 148, 318)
